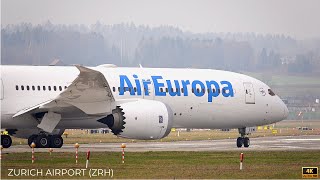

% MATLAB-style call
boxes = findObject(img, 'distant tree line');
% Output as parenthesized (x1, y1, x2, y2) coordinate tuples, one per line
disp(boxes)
(1, 22, 320, 74)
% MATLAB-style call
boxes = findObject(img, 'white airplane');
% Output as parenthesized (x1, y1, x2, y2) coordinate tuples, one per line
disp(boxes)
(0, 64, 288, 149)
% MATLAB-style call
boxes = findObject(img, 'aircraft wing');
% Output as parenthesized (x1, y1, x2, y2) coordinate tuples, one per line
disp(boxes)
(14, 65, 116, 118)
(52, 65, 115, 115)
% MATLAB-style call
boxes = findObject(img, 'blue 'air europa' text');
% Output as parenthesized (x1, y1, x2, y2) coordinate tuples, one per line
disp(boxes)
(119, 75, 234, 102)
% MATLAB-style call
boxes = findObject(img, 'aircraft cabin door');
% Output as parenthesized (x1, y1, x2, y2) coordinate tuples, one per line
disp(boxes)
(0, 79, 4, 100)
(139, 69, 155, 100)
(243, 82, 255, 104)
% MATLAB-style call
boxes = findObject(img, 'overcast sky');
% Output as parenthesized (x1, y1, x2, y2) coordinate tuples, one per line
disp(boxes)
(2, 0, 320, 39)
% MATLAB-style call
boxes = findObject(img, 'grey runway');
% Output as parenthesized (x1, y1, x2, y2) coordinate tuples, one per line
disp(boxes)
(4, 135, 320, 153)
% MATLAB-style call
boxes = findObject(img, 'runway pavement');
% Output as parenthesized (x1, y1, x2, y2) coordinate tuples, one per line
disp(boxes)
(4, 135, 320, 153)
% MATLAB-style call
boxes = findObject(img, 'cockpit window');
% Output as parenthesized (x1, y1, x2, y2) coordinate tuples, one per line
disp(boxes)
(268, 89, 275, 96)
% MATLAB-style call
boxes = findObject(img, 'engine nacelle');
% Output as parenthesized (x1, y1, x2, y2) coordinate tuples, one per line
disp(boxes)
(100, 99, 173, 140)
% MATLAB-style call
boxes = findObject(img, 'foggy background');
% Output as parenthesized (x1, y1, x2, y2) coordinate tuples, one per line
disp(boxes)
(2, 22, 320, 74)
(1, 0, 320, 120)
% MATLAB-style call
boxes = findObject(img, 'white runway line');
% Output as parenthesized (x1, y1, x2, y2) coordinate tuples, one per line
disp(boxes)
(283, 139, 320, 141)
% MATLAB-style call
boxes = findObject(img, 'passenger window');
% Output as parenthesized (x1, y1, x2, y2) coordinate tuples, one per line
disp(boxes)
(59, 86, 62, 91)
(181, 88, 184, 93)
(21, 86, 24, 90)
(26, 86, 30, 91)
(54, 86, 57, 91)
(65, 86, 67, 89)
(160, 88, 163, 92)
(43, 86, 46, 91)
(268, 89, 275, 96)
(196, 88, 200, 93)
(134, 87, 137, 92)
(32, 86, 35, 91)
(48, 86, 51, 91)
(37, 86, 40, 91)
(176, 88, 179, 92)
(112, 87, 115, 92)
(166, 88, 168, 92)
(202, 88, 205, 93)
(192, 89, 194, 93)
(118, 87, 120, 92)
(16, 85, 19, 90)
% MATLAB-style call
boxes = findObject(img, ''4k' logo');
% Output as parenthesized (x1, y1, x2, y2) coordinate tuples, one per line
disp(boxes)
(302, 167, 318, 178)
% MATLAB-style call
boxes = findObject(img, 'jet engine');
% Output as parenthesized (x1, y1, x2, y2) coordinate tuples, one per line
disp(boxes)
(98, 99, 173, 140)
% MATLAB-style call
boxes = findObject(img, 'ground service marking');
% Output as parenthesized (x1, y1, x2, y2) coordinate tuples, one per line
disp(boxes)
(302, 167, 318, 178)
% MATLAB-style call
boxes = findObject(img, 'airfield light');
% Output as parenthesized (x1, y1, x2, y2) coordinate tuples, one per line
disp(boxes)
(31, 142, 36, 163)
(74, 143, 80, 164)
(86, 150, 91, 169)
(49, 148, 53, 155)
(240, 153, 244, 170)
(0, 145, 3, 160)
(121, 143, 126, 163)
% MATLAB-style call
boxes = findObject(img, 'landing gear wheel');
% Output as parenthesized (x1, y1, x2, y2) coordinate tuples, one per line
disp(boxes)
(237, 127, 251, 148)
(1, 135, 12, 148)
(236, 137, 243, 148)
(36, 135, 50, 148)
(50, 135, 63, 148)
(28, 135, 37, 147)
(243, 137, 250, 148)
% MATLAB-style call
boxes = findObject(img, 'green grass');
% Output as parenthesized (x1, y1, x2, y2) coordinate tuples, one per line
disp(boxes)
(1, 151, 320, 179)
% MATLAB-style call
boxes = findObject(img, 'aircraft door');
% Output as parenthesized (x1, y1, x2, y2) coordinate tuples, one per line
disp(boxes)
(243, 82, 255, 104)
(0, 78, 4, 100)
(141, 78, 155, 100)
(139, 69, 155, 100)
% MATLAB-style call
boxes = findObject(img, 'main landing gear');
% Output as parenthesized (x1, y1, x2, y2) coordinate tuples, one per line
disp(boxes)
(236, 127, 250, 148)
(28, 134, 63, 148)
(1, 135, 13, 148)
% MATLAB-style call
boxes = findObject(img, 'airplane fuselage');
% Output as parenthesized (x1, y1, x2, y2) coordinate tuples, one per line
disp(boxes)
(1, 65, 288, 131)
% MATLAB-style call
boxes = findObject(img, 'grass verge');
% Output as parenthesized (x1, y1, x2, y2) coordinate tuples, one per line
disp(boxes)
(1, 151, 320, 179)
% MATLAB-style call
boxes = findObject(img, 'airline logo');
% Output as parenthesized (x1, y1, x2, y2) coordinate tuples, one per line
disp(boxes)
(119, 75, 234, 102)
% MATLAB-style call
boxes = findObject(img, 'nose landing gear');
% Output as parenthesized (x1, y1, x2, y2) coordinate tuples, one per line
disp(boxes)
(237, 137, 250, 148)
(236, 127, 250, 148)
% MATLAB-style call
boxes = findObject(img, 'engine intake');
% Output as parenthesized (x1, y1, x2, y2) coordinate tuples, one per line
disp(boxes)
(98, 99, 173, 140)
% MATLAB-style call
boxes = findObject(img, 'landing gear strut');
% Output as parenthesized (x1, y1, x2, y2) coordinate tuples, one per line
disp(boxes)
(28, 134, 63, 148)
(1, 135, 12, 148)
(237, 128, 250, 148)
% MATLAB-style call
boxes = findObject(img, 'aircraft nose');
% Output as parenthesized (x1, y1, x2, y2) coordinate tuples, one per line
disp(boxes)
(270, 97, 289, 123)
